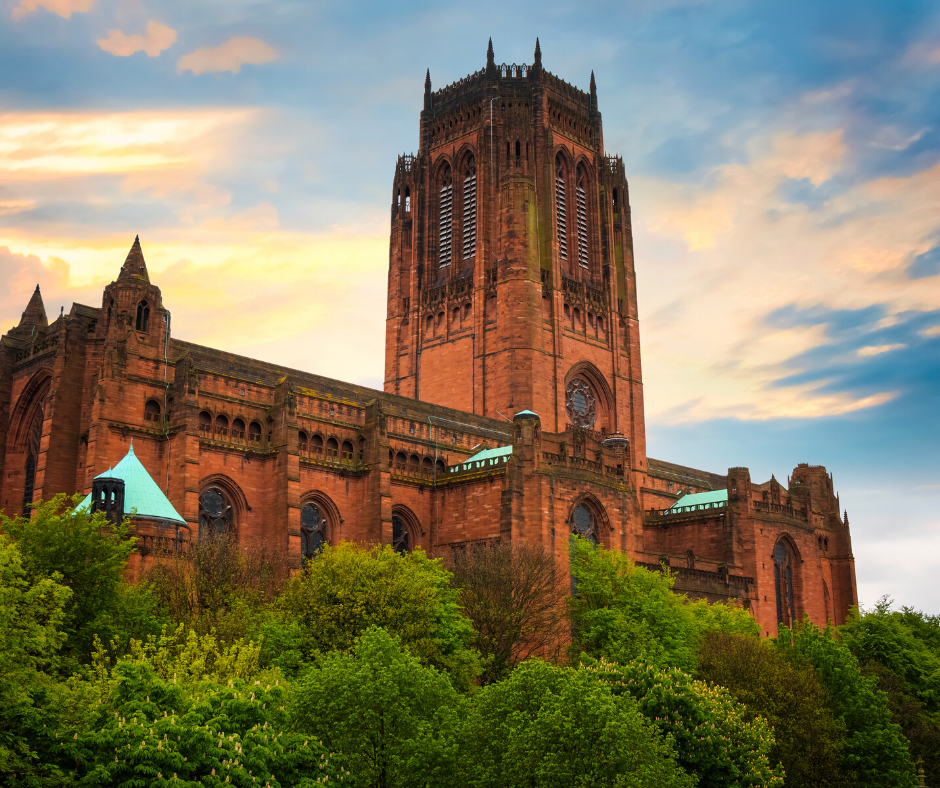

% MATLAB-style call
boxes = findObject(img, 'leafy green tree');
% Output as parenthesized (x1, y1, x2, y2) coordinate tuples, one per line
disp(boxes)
(568, 536, 757, 671)
(698, 632, 847, 788)
(290, 626, 460, 788)
(2, 495, 164, 669)
(0, 535, 72, 782)
(776, 618, 914, 788)
(276, 543, 479, 688)
(586, 657, 783, 788)
(460, 659, 693, 788)
(839, 598, 940, 784)
(57, 660, 352, 787)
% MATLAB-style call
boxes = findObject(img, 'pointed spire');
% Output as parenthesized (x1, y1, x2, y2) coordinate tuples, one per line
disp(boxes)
(129, 438, 135, 454)
(589, 70, 598, 112)
(532, 37, 542, 77)
(424, 68, 432, 111)
(486, 37, 496, 78)
(844, 510, 849, 527)
(18, 284, 48, 330)
(118, 235, 150, 284)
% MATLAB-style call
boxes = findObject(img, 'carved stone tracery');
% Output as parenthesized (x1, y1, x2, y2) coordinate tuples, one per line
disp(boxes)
(565, 377, 596, 429)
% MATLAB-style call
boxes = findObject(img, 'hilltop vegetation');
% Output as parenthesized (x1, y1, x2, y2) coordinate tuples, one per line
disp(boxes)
(0, 497, 933, 787)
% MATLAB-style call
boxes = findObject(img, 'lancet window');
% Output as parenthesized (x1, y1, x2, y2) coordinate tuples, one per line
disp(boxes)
(136, 301, 150, 332)
(439, 164, 453, 267)
(773, 540, 797, 626)
(555, 155, 567, 261)
(576, 166, 589, 269)
(392, 515, 411, 553)
(300, 502, 327, 564)
(462, 156, 476, 261)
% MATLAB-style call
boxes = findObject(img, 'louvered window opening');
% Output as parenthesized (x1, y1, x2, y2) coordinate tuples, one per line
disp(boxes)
(463, 170, 476, 260)
(439, 182, 453, 267)
(556, 172, 567, 260)
(577, 178, 588, 268)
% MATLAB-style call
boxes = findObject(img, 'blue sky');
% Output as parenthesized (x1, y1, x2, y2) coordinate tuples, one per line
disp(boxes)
(2, 0, 939, 611)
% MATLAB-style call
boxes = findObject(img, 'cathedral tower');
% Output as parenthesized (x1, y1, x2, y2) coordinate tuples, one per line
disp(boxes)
(384, 40, 647, 472)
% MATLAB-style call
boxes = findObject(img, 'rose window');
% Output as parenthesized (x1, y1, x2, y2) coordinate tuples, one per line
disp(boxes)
(565, 378, 597, 428)
(199, 487, 233, 538)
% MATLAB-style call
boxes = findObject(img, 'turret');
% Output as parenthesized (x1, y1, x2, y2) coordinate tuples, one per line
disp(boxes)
(10, 285, 48, 340)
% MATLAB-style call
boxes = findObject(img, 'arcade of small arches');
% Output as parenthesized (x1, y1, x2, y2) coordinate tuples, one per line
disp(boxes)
(424, 302, 473, 340)
(197, 410, 264, 444)
(562, 302, 606, 340)
(390, 450, 446, 477)
(298, 431, 362, 463)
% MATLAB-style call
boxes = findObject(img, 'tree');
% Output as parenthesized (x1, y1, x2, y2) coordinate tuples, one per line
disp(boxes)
(776, 618, 914, 788)
(0, 535, 72, 782)
(448, 540, 565, 684)
(697, 632, 847, 788)
(587, 657, 783, 788)
(568, 536, 758, 671)
(290, 626, 461, 788)
(460, 659, 693, 788)
(63, 660, 352, 787)
(839, 599, 940, 784)
(276, 542, 479, 688)
(2, 495, 164, 670)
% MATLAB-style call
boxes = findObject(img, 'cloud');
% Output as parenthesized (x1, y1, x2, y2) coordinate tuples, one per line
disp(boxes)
(857, 343, 905, 357)
(11, 0, 93, 19)
(176, 37, 278, 76)
(97, 21, 177, 58)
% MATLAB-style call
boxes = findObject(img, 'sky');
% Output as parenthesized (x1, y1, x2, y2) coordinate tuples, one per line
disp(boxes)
(1, 0, 939, 611)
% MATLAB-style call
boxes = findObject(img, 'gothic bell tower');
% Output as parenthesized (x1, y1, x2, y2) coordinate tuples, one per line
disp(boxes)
(384, 39, 647, 473)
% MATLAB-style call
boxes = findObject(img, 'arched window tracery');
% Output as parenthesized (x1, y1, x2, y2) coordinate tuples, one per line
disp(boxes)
(144, 399, 161, 423)
(555, 154, 568, 262)
(199, 486, 234, 539)
(136, 301, 150, 332)
(214, 414, 228, 437)
(198, 411, 212, 434)
(439, 164, 453, 267)
(21, 398, 44, 516)
(300, 502, 328, 564)
(773, 540, 797, 627)
(462, 156, 476, 261)
(248, 421, 262, 443)
(231, 418, 245, 440)
(570, 503, 599, 546)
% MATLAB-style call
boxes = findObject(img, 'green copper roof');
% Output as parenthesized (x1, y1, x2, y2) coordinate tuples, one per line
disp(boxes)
(667, 489, 728, 510)
(449, 444, 513, 473)
(77, 441, 186, 524)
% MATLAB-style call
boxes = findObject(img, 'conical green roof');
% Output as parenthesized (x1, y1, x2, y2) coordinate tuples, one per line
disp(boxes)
(77, 441, 185, 524)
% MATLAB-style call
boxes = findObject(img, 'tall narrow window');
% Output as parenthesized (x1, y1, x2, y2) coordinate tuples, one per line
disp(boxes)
(300, 503, 327, 564)
(555, 155, 567, 261)
(404, 187, 410, 212)
(136, 301, 150, 332)
(577, 166, 589, 269)
(462, 156, 476, 261)
(773, 541, 796, 626)
(439, 165, 453, 267)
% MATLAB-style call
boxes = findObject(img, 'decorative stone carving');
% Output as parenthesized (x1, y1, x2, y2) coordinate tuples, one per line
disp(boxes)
(565, 377, 596, 428)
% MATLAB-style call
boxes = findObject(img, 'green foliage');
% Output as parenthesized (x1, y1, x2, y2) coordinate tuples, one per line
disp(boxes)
(290, 626, 459, 788)
(460, 659, 693, 788)
(61, 660, 352, 787)
(698, 632, 847, 788)
(568, 536, 758, 671)
(276, 543, 479, 688)
(776, 618, 914, 788)
(586, 657, 783, 788)
(3, 495, 165, 669)
(839, 598, 940, 784)
(0, 535, 72, 781)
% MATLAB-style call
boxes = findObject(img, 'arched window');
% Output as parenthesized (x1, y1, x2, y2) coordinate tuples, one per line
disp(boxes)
(298, 430, 308, 452)
(198, 411, 212, 434)
(462, 156, 476, 261)
(576, 165, 589, 269)
(452, 306, 460, 327)
(439, 164, 453, 267)
(515, 140, 521, 160)
(248, 421, 262, 442)
(565, 376, 598, 429)
(435, 458, 446, 475)
(405, 187, 411, 212)
(144, 399, 161, 423)
(409, 454, 420, 468)
(555, 155, 568, 261)
(612, 188, 618, 207)
(311, 434, 323, 455)
(395, 451, 407, 468)
(570, 504, 599, 546)
(232, 418, 245, 440)
(393, 515, 412, 553)
(21, 401, 44, 516)
(300, 502, 327, 564)
(214, 414, 228, 437)
(773, 540, 797, 627)
(199, 486, 233, 539)
(341, 440, 354, 461)
(326, 437, 339, 458)
(135, 301, 150, 332)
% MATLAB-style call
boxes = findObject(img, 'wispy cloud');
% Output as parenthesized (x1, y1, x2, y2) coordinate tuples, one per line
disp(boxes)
(97, 21, 177, 58)
(11, 0, 93, 19)
(177, 37, 277, 76)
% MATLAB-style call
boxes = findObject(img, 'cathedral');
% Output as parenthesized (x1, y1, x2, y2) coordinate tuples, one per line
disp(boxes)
(0, 40, 857, 637)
